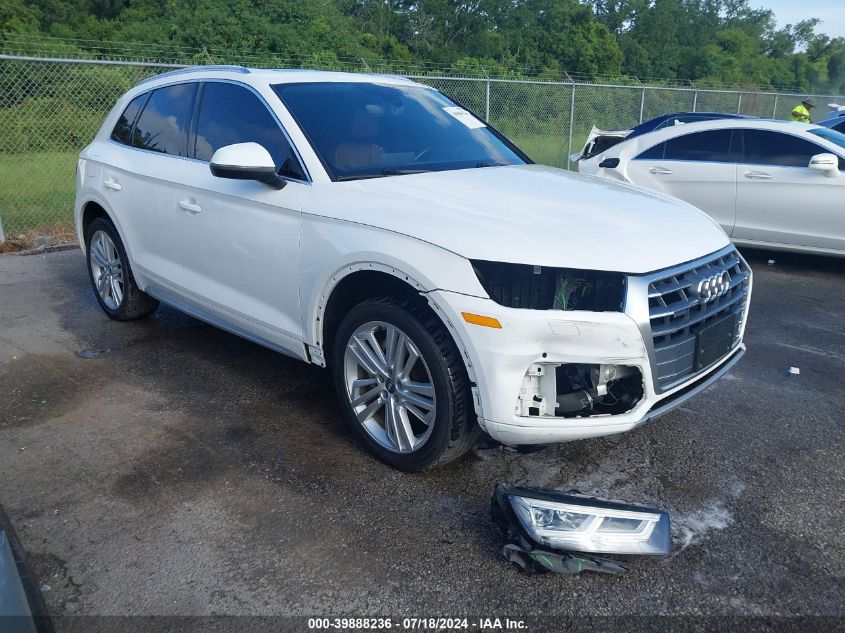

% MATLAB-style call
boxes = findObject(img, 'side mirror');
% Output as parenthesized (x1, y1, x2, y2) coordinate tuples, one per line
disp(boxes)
(209, 142, 286, 189)
(808, 153, 840, 178)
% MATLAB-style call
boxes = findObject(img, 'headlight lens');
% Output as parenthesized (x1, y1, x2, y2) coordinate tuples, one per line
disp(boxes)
(503, 487, 670, 555)
(471, 260, 626, 311)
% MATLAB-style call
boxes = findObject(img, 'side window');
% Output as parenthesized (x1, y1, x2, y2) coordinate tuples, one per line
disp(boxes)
(132, 83, 197, 156)
(111, 93, 148, 145)
(637, 141, 666, 160)
(193, 82, 306, 180)
(742, 130, 823, 167)
(663, 130, 734, 162)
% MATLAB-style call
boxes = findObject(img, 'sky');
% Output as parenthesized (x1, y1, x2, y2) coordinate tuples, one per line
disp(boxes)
(761, 0, 845, 39)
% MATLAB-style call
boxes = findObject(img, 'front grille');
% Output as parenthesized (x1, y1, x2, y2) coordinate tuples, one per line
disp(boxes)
(646, 247, 750, 392)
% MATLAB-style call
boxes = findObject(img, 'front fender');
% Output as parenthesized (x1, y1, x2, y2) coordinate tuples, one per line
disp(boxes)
(299, 213, 487, 351)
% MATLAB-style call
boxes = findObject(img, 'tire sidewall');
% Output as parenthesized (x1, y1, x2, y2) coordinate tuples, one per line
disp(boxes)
(332, 300, 457, 471)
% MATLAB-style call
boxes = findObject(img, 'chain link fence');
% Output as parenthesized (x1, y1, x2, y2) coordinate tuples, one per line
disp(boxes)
(1, 54, 842, 244)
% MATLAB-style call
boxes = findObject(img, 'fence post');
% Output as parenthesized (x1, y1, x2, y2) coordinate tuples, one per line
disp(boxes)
(737, 93, 743, 114)
(772, 95, 778, 119)
(639, 88, 646, 123)
(567, 82, 576, 170)
(692, 90, 698, 112)
(485, 78, 491, 121)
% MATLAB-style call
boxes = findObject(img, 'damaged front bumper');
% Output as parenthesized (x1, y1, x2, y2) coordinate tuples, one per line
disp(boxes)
(429, 288, 746, 446)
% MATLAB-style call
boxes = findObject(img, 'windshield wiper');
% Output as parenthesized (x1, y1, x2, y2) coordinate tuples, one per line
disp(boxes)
(337, 169, 432, 182)
(475, 161, 506, 168)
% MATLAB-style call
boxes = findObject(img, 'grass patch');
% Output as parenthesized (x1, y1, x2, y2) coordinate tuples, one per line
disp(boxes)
(509, 132, 570, 168)
(0, 152, 77, 237)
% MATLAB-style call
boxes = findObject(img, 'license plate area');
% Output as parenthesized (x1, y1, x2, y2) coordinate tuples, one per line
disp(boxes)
(694, 313, 737, 371)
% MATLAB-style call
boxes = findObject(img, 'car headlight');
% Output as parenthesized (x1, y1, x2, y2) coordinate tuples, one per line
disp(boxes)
(471, 260, 626, 311)
(494, 484, 670, 556)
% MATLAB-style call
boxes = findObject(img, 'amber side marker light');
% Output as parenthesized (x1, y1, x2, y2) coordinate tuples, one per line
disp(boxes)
(461, 312, 502, 329)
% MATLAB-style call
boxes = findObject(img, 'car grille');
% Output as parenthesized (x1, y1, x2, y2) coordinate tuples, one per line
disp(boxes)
(646, 247, 750, 392)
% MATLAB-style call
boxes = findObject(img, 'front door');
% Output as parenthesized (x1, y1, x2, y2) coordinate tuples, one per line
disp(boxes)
(734, 129, 845, 251)
(175, 81, 311, 354)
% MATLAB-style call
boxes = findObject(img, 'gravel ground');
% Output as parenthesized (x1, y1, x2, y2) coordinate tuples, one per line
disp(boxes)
(0, 248, 842, 630)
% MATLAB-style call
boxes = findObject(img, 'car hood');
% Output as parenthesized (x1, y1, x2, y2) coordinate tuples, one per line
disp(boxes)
(313, 164, 730, 274)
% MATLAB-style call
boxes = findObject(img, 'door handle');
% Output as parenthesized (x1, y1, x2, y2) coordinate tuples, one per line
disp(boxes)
(103, 178, 122, 191)
(744, 171, 772, 180)
(649, 167, 673, 175)
(178, 199, 202, 214)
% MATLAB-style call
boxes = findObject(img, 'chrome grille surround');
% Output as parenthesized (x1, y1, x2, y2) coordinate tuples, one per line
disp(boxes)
(625, 245, 751, 394)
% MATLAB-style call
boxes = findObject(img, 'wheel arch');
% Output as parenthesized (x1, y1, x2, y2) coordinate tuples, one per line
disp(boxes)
(311, 262, 484, 421)
(77, 196, 143, 275)
(314, 263, 428, 364)
(80, 200, 111, 246)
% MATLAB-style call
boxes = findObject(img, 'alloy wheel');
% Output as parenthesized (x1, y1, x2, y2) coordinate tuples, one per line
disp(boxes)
(89, 230, 124, 310)
(343, 321, 437, 454)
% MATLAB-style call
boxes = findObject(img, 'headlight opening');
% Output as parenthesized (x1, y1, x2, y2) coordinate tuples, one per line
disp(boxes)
(471, 260, 626, 312)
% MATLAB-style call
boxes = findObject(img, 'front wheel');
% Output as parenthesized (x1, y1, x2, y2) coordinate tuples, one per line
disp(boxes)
(332, 297, 480, 471)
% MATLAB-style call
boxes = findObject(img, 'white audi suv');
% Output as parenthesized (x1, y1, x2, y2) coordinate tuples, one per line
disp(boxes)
(75, 66, 752, 470)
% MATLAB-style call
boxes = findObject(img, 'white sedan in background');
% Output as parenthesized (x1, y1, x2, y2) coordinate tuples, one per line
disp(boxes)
(579, 119, 845, 256)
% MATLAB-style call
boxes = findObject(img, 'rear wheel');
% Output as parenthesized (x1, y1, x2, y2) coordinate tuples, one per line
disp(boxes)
(332, 297, 480, 471)
(85, 217, 158, 321)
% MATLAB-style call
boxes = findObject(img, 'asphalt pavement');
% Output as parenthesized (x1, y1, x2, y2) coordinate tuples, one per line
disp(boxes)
(0, 247, 842, 628)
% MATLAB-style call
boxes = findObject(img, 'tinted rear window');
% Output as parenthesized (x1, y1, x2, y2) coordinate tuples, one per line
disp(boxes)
(636, 129, 735, 162)
(637, 141, 666, 160)
(665, 130, 734, 162)
(132, 83, 197, 156)
(111, 93, 148, 145)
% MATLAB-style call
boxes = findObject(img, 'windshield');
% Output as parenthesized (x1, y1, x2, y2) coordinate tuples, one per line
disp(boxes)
(272, 82, 529, 181)
(811, 127, 845, 151)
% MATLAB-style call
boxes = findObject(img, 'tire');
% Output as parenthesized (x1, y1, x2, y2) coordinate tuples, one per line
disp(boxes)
(331, 297, 481, 471)
(85, 217, 158, 321)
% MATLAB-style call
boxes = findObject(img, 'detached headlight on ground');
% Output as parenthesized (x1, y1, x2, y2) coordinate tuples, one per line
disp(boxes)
(491, 484, 671, 575)
(509, 495, 668, 554)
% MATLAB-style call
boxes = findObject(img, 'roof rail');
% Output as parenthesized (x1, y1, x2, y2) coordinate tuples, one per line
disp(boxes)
(138, 64, 251, 85)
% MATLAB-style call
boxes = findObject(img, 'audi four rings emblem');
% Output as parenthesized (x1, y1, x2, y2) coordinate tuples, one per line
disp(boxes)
(696, 271, 730, 303)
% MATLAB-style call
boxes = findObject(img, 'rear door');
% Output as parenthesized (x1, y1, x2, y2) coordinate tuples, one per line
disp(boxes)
(734, 129, 845, 251)
(626, 129, 738, 235)
(102, 82, 198, 288)
(175, 81, 311, 353)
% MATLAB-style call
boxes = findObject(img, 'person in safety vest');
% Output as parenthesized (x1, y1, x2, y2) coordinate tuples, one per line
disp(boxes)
(791, 98, 815, 123)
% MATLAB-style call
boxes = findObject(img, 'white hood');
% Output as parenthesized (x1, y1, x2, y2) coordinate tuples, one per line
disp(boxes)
(308, 164, 730, 274)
